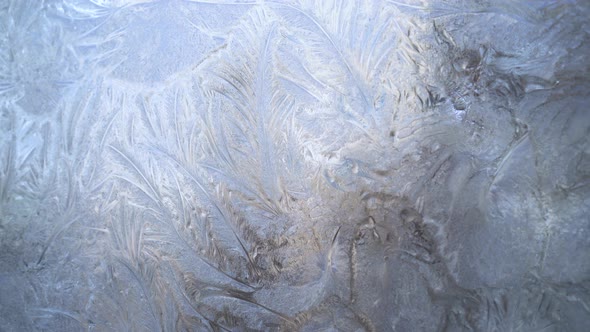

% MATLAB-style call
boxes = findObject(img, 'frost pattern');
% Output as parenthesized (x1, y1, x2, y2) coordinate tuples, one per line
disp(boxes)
(1, 0, 589, 331)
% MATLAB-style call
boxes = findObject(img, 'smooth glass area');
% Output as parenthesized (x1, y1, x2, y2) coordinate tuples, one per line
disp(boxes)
(1, 0, 589, 330)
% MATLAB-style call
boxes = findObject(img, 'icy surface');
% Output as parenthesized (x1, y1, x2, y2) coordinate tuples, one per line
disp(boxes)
(1, 0, 589, 331)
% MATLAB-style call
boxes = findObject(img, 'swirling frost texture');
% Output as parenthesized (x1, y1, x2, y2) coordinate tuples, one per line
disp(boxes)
(0, 0, 589, 331)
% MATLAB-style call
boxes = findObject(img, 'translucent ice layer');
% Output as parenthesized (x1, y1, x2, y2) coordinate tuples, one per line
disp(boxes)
(1, 0, 589, 331)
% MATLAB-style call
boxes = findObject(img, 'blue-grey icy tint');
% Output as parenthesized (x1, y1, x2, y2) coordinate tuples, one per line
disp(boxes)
(1, 0, 589, 331)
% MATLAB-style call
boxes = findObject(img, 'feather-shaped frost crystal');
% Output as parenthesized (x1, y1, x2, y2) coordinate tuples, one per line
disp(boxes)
(0, 0, 589, 330)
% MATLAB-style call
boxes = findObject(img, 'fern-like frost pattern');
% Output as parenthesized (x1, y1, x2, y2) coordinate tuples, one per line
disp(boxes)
(1, 0, 589, 331)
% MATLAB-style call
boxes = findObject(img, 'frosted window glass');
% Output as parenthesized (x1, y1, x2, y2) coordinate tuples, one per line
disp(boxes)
(1, 0, 589, 330)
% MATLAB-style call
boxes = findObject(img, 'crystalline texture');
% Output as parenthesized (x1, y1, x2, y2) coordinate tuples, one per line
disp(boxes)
(1, 0, 589, 331)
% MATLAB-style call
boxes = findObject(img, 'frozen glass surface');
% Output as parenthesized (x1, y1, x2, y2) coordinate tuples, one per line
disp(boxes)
(1, 0, 589, 331)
